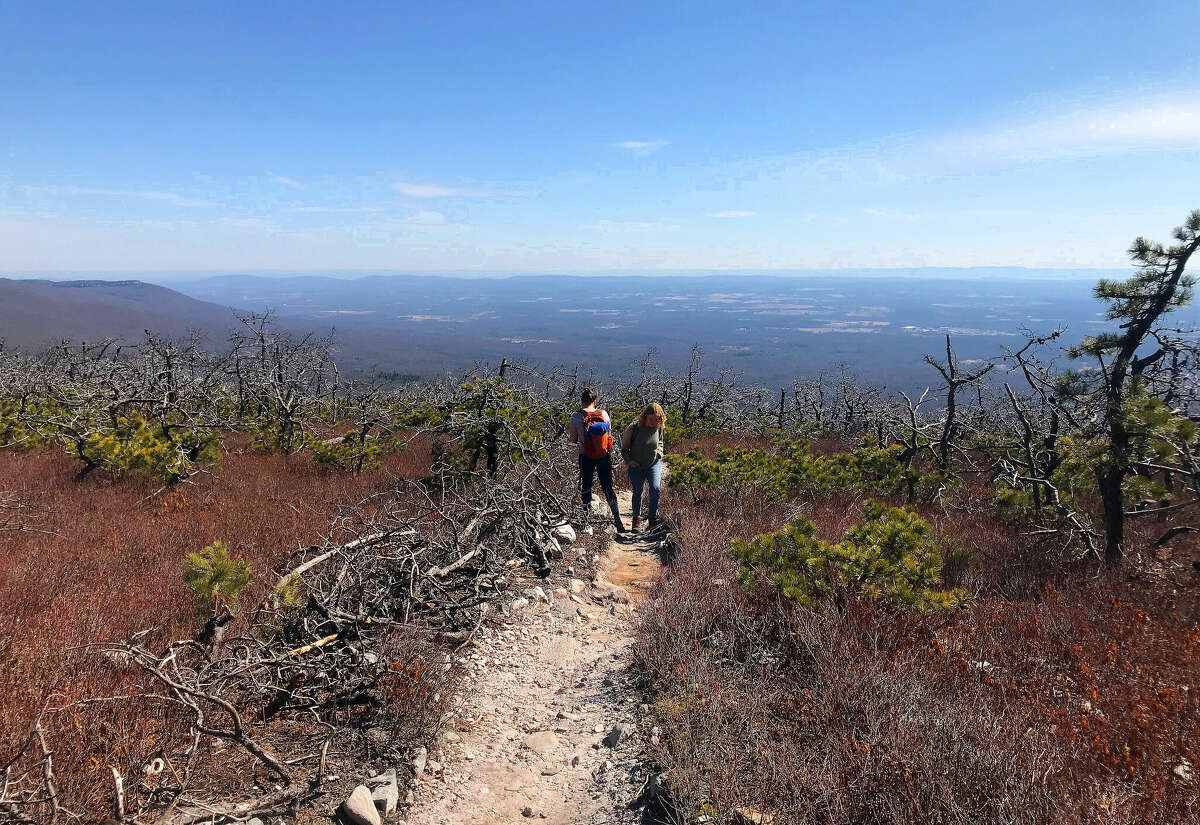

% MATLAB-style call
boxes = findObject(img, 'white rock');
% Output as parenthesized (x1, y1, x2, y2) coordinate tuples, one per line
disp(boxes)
(569, 578, 587, 594)
(368, 768, 398, 815)
(522, 730, 559, 754)
(339, 785, 381, 825)
(411, 745, 428, 777)
(552, 523, 577, 545)
(1175, 759, 1194, 782)
(510, 597, 530, 611)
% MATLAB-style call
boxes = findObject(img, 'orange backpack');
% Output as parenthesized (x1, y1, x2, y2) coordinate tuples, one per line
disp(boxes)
(582, 409, 613, 459)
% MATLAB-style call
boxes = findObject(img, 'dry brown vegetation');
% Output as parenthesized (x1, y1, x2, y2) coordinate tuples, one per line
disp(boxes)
(635, 436, 1200, 825)
(0, 438, 434, 817)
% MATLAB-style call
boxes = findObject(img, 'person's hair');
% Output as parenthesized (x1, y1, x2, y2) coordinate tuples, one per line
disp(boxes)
(580, 387, 598, 407)
(640, 402, 666, 428)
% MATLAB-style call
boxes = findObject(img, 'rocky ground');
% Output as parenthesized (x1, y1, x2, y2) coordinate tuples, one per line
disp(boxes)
(377, 489, 664, 825)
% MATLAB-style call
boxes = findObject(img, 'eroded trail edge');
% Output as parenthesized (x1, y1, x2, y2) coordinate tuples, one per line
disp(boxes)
(405, 490, 662, 825)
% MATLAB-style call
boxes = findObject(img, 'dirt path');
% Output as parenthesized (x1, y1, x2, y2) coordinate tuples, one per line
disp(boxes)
(404, 489, 662, 825)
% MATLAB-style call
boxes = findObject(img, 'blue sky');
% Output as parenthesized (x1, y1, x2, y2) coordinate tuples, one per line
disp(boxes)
(1, 0, 1198, 273)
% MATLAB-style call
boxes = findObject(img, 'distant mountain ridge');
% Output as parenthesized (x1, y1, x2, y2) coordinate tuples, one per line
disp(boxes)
(0, 278, 244, 351)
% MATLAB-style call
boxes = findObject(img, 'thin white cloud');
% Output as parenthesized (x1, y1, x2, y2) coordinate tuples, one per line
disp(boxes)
(404, 209, 448, 226)
(269, 174, 304, 189)
(730, 90, 1200, 189)
(289, 205, 381, 213)
(864, 207, 920, 222)
(710, 210, 757, 218)
(392, 181, 529, 198)
(926, 94, 1200, 166)
(24, 185, 218, 208)
(220, 217, 276, 230)
(584, 219, 679, 232)
(613, 139, 669, 157)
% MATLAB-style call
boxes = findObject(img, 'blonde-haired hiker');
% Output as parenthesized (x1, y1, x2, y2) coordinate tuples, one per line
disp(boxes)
(621, 403, 665, 532)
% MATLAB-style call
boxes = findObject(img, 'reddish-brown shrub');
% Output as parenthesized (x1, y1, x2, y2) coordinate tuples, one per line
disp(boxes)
(0, 437, 433, 815)
(637, 438, 1200, 825)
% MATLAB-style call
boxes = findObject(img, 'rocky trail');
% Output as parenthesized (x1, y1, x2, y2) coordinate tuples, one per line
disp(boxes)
(402, 488, 664, 825)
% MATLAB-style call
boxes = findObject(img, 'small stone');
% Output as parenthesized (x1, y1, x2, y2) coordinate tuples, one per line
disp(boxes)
(443, 730, 461, 743)
(593, 723, 605, 734)
(522, 731, 559, 754)
(603, 724, 630, 748)
(541, 765, 560, 776)
(552, 524, 577, 545)
(367, 768, 398, 815)
(339, 785, 381, 825)
(511, 597, 530, 611)
(1175, 759, 1194, 782)
(569, 578, 587, 594)
(522, 806, 535, 817)
(411, 745, 428, 777)
(557, 710, 581, 721)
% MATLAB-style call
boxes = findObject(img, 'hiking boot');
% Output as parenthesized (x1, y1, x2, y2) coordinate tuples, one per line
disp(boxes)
(613, 514, 627, 533)
(631, 517, 642, 532)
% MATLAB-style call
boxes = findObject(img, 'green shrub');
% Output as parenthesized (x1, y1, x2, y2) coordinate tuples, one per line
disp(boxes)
(78, 411, 221, 482)
(668, 438, 943, 502)
(732, 500, 968, 610)
(307, 430, 402, 471)
(184, 540, 252, 615)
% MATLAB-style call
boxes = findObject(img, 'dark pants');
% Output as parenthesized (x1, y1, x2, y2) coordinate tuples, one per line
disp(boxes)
(579, 453, 621, 518)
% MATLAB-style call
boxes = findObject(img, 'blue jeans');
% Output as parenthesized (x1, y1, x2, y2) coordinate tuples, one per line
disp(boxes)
(628, 461, 661, 520)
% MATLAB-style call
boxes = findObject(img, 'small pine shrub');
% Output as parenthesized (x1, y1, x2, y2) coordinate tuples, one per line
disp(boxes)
(270, 572, 304, 608)
(79, 412, 221, 482)
(308, 430, 401, 472)
(184, 540, 252, 615)
(732, 500, 968, 610)
(669, 437, 942, 502)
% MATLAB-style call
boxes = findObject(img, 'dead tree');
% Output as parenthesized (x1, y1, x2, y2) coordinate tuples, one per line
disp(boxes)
(924, 335, 995, 470)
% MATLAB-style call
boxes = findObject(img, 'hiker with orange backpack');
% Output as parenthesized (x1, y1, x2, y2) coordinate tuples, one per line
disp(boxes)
(568, 387, 626, 534)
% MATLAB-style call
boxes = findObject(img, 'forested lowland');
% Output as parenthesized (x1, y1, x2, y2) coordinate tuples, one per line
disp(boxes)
(1, 211, 1199, 824)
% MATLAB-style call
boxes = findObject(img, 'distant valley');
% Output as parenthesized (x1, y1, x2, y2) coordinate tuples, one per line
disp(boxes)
(5, 271, 1195, 392)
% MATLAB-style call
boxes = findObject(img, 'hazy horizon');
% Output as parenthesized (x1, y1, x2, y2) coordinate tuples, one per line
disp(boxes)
(4, 265, 1128, 283)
